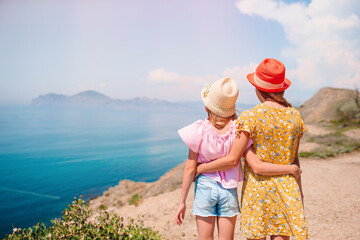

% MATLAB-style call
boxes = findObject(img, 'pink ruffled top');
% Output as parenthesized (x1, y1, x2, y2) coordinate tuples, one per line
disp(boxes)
(178, 119, 252, 189)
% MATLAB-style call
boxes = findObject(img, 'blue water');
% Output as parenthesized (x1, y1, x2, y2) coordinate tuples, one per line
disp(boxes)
(0, 106, 205, 238)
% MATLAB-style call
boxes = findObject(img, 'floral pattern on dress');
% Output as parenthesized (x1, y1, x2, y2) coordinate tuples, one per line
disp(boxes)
(236, 103, 309, 240)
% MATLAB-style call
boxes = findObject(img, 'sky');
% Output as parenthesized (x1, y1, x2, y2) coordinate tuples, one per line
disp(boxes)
(0, 0, 359, 105)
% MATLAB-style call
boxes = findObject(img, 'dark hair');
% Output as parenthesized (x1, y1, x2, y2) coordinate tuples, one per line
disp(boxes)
(206, 109, 237, 130)
(257, 89, 292, 107)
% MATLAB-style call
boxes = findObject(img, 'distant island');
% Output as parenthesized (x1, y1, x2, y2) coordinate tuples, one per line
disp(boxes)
(31, 90, 255, 112)
(31, 90, 201, 112)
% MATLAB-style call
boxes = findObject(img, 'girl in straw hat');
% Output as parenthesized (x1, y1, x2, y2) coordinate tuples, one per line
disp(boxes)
(175, 77, 302, 240)
(197, 59, 309, 240)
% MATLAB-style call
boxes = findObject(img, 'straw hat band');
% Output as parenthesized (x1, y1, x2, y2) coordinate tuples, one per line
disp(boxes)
(254, 73, 284, 90)
(208, 95, 236, 112)
(201, 77, 239, 117)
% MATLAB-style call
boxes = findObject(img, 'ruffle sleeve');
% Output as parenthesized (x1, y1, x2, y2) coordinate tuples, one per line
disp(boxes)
(235, 111, 254, 139)
(178, 120, 205, 153)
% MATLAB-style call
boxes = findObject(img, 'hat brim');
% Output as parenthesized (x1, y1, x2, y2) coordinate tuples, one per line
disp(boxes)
(247, 72, 291, 93)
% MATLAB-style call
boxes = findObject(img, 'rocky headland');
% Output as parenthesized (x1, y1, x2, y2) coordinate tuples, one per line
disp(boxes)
(298, 87, 360, 123)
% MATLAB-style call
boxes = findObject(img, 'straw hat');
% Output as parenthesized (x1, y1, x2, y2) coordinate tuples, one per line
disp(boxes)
(247, 58, 291, 92)
(201, 77, 239, 117)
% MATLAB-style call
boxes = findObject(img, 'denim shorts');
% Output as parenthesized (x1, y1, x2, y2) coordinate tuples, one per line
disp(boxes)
(192, 174, 240, 217)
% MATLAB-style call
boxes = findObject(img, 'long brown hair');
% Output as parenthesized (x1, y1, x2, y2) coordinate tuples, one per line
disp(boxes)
(206, 108, 237, 130)
(257, 89, 292, 107)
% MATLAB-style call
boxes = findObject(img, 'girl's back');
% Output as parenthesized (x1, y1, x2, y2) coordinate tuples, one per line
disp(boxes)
(237, 102, 308, 239)
(178, 118, 245, 188)
(237, 103, 305, 165)
(175, 77, 244, 239)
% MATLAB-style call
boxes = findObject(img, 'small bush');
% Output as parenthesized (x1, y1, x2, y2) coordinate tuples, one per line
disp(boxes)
(307, 137, 314, 143)
(129, 193, 143, 206)
(332, 89, 360, 128)
(299, 143, 360, 159)
(300, 128, 360, 159)
(5, 196, 161, 240)
(332, 130, 343, 137)
(299, 152, 313, 158)
(99, 204, 107, 210)
(299, 150, 335, 159)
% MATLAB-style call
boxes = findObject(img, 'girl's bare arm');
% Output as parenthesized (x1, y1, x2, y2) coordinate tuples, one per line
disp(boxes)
(175, 149, 198, 225)
(245, 146, 302, 178)
(178, 150, 197, 204)
(197, 131, 250, 173)
(293, 137, 304, 201)
(197, 131, 302, 178)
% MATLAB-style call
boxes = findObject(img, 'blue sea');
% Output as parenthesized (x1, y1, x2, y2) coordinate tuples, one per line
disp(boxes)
(0, 106, 205, 238)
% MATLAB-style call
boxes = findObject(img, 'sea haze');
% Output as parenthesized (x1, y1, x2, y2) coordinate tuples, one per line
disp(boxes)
(0, 92, 255, 237)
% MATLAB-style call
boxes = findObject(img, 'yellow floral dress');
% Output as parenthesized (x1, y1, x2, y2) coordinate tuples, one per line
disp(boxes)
(236, 103, 309, 240)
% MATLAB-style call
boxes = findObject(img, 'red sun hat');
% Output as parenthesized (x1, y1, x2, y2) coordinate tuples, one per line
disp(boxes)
(247, 58, 291, 93)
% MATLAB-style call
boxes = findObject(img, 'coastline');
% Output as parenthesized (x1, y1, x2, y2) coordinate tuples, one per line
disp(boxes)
(89, 160, 186, 211)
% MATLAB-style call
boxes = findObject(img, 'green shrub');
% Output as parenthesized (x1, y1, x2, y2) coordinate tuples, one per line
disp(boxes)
(299, 128, 360, 158)
(299, 152, 314, 158)
(299, 141, 360, 159)
(5, 196, 161, 240)
(99, 204, 107, 210)
(129, 194, 143, 207)
(332, 90, 360, 128)
(299, 150, 336, 159)
(307, 137, 314, 143)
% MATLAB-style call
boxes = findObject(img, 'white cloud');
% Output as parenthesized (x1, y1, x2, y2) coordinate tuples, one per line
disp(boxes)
(145, 64, 259, 103)
(145, 68, 219, 101)
(147, 68, 217, 85)
(147, 68, 182, 83)
(145, 0, 360, 103)
(235, 0, 360, 89)
(222, 63, 257, 88)
(221, 63, 260, 103)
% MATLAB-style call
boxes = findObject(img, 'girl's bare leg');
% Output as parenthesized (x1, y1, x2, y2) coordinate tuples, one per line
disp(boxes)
(196, 216, 216, 240)
(247, 238, 266, 240)
(217, 216, 237, 240)
(271, 235, 290, 240)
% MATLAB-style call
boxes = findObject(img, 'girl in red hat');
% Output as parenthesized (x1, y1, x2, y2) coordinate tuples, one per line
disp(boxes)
(197, 58, 309, 240)
(175, 76, 303, 240)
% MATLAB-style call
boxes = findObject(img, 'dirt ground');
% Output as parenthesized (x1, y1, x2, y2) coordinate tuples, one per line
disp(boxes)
(100, 151, 360, 240)
(90, 125, 360, 239)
